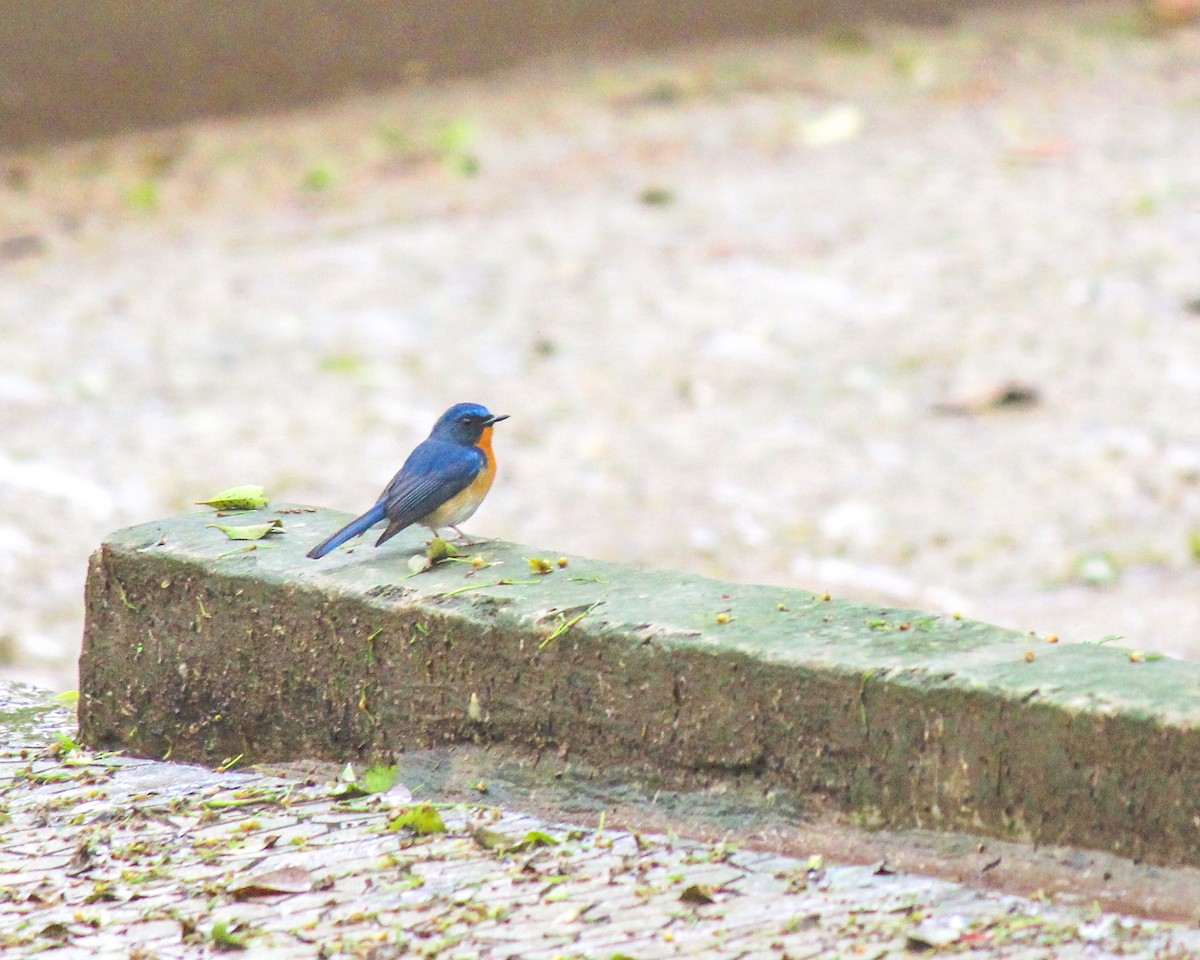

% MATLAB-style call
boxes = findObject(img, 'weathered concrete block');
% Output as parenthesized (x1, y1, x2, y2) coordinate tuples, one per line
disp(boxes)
(80, 507, 1200, 866)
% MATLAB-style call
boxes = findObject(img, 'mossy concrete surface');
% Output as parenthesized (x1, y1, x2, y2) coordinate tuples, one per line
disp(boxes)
(81, 507, 1200, 867)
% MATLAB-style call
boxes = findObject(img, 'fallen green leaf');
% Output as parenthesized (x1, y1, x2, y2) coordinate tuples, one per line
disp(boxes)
(196, 485, 270, 511)
(470, 824, 512, 850)
(53, 690, 80, 705)
(125, 181, 159, 212)
(435, 119, 475, 155)
(303, 165, 338, 192)
(54, 732, 81, 753)
(210, 921, 248, 951)
(510, 830, 559, 852)
(318, 352, 363, 374)
(640, 187, 674, 206)
(433, 120, 480, 177)
(471, 825, 559, 853)
(361, 765, 402, 794)
(329, 763, 367, 799)
(208, 519, 283, 541)
(426, 538, 460, 562)
(388, 803, 447, 835)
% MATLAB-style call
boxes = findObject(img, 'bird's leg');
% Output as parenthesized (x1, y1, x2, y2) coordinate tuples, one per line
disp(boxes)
(425, 526, 476, 547)
(449, 525, 496, 546)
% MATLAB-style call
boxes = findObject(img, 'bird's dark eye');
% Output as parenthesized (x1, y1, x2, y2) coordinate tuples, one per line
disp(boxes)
(458, 414, 476, 425)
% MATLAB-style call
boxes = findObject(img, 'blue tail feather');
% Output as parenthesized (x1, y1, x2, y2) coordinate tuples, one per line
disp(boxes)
(306, 502, 388, 559)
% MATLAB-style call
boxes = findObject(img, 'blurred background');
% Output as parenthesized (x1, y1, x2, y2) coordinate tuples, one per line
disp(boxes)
(1, 0, 1199, 691)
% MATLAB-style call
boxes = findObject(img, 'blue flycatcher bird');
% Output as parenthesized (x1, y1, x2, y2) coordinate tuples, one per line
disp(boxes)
(307, 402, 508, 560)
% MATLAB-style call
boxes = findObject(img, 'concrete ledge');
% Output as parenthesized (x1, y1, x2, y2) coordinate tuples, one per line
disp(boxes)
(80, 507, 1200, 867)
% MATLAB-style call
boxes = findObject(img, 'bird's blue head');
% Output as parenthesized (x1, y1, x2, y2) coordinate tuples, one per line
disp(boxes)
(429, 402, 509, 445)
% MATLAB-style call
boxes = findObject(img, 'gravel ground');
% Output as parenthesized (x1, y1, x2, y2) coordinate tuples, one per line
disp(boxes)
(2, 2, 1200, 689)
(6, 683, 1200, 958)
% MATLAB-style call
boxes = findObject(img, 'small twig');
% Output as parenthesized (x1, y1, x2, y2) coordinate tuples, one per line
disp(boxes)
(540, 602, 603, 649)
(442, 579, 539, 598)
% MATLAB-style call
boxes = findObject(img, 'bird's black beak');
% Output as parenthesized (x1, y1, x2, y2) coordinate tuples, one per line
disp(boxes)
(486, 414, 510, 426)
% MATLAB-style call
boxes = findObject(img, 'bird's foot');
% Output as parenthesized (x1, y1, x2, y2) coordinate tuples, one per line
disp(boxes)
(424, 528, 484, 548)
(448, 526, 495, 547)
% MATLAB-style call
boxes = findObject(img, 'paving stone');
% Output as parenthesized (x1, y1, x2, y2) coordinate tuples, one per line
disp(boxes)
(7, 685, 1200, 959)
(24, 949, 97, 960)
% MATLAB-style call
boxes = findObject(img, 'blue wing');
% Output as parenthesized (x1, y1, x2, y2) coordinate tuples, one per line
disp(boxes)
(375, 439, 484, 545)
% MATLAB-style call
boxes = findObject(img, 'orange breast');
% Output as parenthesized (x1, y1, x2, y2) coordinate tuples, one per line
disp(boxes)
(476, 424, 497, 473)
(422, 426, 497, 529)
